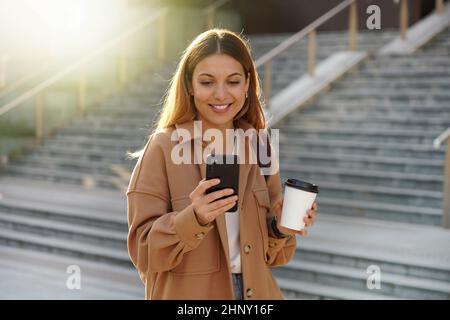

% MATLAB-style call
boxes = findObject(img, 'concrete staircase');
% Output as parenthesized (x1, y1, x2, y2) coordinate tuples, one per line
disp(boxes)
(0, 62, 175, 190)
(0, 178, 142, 299)
(0, 28, 449, 299)
(250, 30, 397, 96)
(273, 26, 450, 299)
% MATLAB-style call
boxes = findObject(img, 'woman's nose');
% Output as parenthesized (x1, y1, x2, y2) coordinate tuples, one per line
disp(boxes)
(213, 85, 227, 100)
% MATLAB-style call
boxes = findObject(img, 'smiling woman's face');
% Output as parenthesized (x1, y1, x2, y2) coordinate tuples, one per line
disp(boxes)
(190, 53, 249, 130)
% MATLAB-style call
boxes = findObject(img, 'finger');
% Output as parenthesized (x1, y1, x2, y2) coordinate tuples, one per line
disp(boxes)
(194, 178, 220, 197)
(303, 216, 313, 227)
(298, 229, 308, 236)
(312, 202, 318, 211)
(209, 200, 237, 219)
(307, 209, 317, 219)
(203, 188, 235, 204)
(207, 195, 238, 211)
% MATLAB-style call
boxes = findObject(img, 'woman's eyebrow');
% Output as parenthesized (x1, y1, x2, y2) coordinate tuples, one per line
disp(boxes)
(198, 72, 243, 77)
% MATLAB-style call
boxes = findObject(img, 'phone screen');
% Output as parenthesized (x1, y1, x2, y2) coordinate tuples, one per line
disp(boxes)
(205, 154, 239, 212)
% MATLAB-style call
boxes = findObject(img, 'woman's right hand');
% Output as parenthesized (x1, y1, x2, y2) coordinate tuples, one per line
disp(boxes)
(189, 178, 238, 226)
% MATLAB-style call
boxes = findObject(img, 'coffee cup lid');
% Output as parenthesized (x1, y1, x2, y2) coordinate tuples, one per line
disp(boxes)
(285, 178, 319, 194)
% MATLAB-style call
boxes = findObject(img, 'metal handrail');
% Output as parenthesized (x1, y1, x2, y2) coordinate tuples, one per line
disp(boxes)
(203, 0, 231, 29)
(0, 61, 51, 100)
(434, 127, 450, 229)
(254, 0, 358, 106)
(255, 0, 355, 68)
(399, 0, 445, 40)
(0, 8, 168, 118)
(433, 128, 450, 150)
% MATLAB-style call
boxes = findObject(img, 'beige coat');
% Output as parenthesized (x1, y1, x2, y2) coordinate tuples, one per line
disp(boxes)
(127, 119, 297, 300)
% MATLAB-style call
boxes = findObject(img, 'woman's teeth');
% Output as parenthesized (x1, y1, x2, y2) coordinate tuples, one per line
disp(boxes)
(210, 103, 231, 112)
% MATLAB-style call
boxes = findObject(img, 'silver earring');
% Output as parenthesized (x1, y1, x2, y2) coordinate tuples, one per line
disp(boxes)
(245, 92, 248, 99)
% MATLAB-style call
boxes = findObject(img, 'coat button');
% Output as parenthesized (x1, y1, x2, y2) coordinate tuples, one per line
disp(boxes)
(244, 244, 251, 254)
(195, 232, 205, 240)
(246, 288, 253, 298)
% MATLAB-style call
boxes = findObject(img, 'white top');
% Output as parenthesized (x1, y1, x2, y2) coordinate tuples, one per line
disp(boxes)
(225, 208, 241, 274)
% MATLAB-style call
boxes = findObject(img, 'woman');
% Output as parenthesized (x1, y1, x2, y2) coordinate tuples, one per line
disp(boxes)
(127, 28, 317, 300)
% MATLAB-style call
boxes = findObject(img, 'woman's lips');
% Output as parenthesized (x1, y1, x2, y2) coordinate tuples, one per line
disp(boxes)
(209, 103, 232, 113)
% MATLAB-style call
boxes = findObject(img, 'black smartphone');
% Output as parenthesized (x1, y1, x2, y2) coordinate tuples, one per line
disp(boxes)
(205, 154, 240, 212)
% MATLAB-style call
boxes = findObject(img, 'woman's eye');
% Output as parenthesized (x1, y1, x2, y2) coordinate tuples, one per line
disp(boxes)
(199, 81, 240, 86)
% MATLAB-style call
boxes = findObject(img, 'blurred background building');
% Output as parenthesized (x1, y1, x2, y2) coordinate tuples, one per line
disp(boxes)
(0, 0, 449, 299)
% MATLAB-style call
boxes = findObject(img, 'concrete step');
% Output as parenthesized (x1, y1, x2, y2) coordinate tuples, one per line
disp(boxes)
(90, 102, 161, 117)
(278, 177, 441, 208)
(280, 149, 443, 175)
(310, 196, 441, 226)
(279, 126, 441, 144)
(335, 77, 450, 89)
(275, 260, 450, 299)
(72, 115, 157, 129)
(323, 89, 450, 101)
(280, 162, 442, 191)
(89, 107, 160, 122)
(32, 144, 133, 163)
(0, 177, 127, 226)
(252, 38, 394, 59)
(59, 126, 143, 140)
(285, 114, 450, 131)
(292, 222, 450, 281)
(285, 214, 450, 299)
(40, 140, 142, 158)
(96, 94, 161, 108)
(367, 56, 450, 67)
(1, 164, 121, 190)
(46, 135, 145, 152)
(356, 67, 450, 78)
(0, 246, 142, 299)
(0, 211, 127, 249)
(277, 277, 399, 300)
(279, 136, 445, 160)
(0, 197, 127, 232)
(291, 111, 450, 125)
(0, 226, 131, 267)
(14, 155, 134, 177)
(328, 85, 450, 96)
(307, 98, 450, 115)
(69, 119, 155, 134)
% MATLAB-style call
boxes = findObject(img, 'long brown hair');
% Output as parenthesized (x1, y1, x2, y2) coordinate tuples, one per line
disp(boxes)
(129, 28, 266, 159)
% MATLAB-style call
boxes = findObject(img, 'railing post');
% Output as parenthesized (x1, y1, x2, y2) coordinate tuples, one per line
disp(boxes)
(308, 30, 317, 76)
(436, 0, 444, 14)
(158, 13, 166, 61)
(443, 139, 450, 229)
(207, 9, 215, 29)
(118, 43, 128, 87)
(400, 0, 409, 40)
(0, 54, 8, 89)
(348, 1, 358, 51)
(263, 60, 273, 109)
(35, 92, 44, 141)
(78, 65, 87, 116)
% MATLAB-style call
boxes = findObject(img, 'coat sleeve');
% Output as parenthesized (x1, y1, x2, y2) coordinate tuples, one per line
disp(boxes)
(126, 132, 214, 283)
(264, 165, 297, 267)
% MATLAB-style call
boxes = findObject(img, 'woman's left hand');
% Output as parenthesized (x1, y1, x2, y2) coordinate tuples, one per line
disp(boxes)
(272, 197, 318, 237)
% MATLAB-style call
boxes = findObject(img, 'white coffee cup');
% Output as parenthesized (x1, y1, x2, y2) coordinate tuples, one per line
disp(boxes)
(280, 178, 319, 231)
